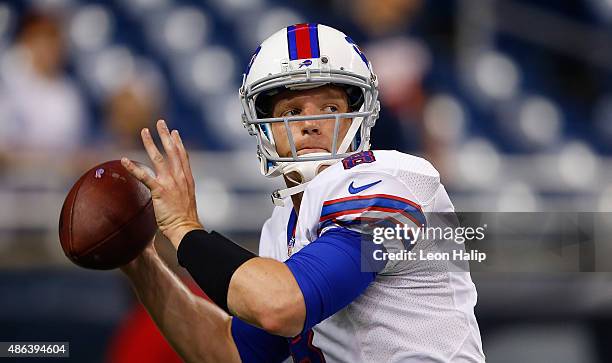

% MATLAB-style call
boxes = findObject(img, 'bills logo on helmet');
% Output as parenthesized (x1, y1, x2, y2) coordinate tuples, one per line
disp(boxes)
(298, 59, 313, 68)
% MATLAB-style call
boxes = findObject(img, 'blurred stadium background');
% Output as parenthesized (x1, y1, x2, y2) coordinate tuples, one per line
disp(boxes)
(1, 0, 612, 362)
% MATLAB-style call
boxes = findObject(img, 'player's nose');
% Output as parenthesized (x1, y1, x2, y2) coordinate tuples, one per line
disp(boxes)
(299, 119, 322, 136)
(298, 104, 324, 136)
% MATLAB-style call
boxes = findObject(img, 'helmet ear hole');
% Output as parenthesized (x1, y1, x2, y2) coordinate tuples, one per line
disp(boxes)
(343, 85, 365, 111)
(255, 88, 283, 118)
(255, 99, 271, 118)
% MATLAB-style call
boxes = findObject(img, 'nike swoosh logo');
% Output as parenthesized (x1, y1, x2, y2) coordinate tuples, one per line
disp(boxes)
(348, 180, 382, 194)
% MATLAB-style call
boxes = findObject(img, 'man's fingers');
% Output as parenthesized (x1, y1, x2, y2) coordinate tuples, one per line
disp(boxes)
(121, 157, 159, 190)
(172, 130, 195, 194)
(156, 120, 183, 177)
(141, 128, 166, 176)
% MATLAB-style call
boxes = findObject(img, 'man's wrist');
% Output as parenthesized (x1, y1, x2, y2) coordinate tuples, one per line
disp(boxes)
(120, 243, 158, 276)
(177, 230, 256, 313)
(165, 222, 204, 249)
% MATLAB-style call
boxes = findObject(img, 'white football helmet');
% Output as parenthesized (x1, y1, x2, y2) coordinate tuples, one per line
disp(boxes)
(239, 23, 380, 205)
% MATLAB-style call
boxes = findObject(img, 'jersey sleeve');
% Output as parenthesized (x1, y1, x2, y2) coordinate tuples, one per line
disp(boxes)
(311, 169, 435, 275)
(316, 172, 428, 235)
(284, 227, 378, 333)
(432, 184, 455, 213)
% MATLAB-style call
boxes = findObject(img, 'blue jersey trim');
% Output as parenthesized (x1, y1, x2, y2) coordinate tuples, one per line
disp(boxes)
(320, 195, 426, 227)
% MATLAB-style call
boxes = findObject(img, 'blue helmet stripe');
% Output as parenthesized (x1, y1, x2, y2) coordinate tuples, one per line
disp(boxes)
(287, 25, 298, 60)
(308, 23, 320, 58)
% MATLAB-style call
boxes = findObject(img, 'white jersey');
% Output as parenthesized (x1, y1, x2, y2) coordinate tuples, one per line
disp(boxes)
(260, 150, 485, 363)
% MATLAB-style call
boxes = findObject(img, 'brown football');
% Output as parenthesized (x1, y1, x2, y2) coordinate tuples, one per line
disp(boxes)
(59, 160, 157, 270)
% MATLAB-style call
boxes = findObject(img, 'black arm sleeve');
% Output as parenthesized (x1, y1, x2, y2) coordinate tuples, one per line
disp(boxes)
(177, 229, 256, 313)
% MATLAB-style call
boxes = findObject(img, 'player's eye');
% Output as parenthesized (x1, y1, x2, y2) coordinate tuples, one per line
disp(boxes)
(323, 105, 339, 113)
(282, 109, 301, 117)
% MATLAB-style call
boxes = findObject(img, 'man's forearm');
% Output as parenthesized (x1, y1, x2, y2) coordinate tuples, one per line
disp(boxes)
(176, 230, 305, 337)
(122, 247, 241, 363)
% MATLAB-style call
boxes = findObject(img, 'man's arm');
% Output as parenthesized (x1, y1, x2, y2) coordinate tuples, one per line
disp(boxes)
(227, 256, 305, 336)
(179, 227, 379, 337)
(121, 244, 241, 363)
(120, 121, 377, 339)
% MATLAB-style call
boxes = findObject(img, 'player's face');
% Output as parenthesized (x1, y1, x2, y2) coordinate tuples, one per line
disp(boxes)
(270, 85, 352, 157)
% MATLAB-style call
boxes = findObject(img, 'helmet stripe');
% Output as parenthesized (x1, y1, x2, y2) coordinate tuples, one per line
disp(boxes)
(287, 24, 298, 60)
(294, 23, 312, 59)
(287, 23, 320, 60)
(308, 23, 320, 58)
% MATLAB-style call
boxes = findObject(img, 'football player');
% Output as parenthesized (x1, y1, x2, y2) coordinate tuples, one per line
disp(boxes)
(120, 23, 485, 362)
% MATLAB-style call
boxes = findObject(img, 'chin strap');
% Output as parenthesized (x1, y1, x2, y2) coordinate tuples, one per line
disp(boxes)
(270, 153, 330, 207)
(271, 183, 309, 206)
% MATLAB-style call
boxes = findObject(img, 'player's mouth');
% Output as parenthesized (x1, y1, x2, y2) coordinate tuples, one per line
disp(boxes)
(297, 147, 330, 156)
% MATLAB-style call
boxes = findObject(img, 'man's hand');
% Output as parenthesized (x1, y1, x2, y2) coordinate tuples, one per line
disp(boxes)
(121, 119, 202, 249)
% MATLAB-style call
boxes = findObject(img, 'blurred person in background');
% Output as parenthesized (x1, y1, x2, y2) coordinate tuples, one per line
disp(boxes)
(332, 0, 448, 171)
(0, 11, 86, 152)
(349, 0, 424, 37)
(366, 37, 433, 161)
(102, 63, 165, 149)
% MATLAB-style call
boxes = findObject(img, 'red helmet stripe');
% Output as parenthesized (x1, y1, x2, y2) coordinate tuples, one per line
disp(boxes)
(294, 23, 312, 59)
